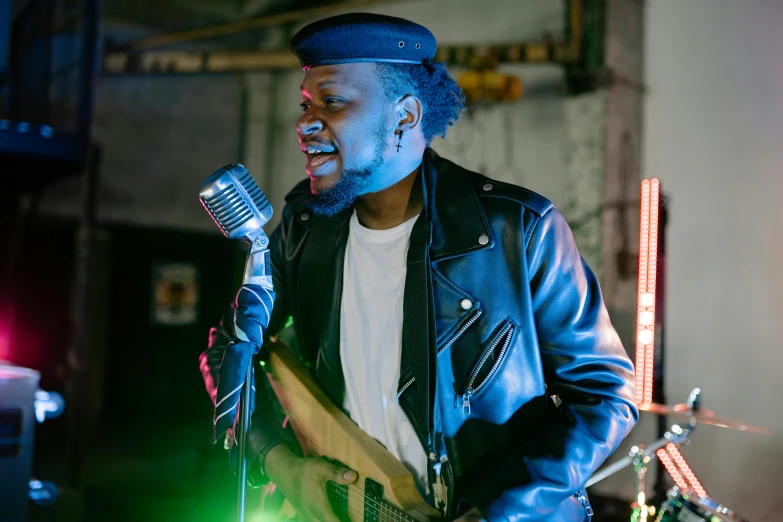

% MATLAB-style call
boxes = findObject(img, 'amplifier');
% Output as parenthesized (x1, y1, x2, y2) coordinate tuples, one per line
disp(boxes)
(0, 363, 39, 522)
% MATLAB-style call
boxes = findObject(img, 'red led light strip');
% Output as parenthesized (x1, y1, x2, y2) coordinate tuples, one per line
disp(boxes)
(656, 448, 689, 491)
(636, 179, 660, 405)
(656, 444, 707, 497)
(666, 443, 707, 497)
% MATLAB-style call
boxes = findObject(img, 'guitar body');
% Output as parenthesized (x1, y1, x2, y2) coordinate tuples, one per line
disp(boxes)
(262, 340, 442, 522)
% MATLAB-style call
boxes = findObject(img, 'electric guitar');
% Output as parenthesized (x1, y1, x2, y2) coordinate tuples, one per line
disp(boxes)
(262, 339, 443, 521)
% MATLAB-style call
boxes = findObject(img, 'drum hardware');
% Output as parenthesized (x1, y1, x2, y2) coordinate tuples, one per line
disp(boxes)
(586, 421, 701, 521)
(585, 421, 693, 521)
(656, 487, 750, 522)
(638, 388, 769, 435)
(586, 388, 765, 521)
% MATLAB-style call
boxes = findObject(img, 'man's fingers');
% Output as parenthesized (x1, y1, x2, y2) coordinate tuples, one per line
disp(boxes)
(313, 459, 357, 484)
(333, 465, 357, 484)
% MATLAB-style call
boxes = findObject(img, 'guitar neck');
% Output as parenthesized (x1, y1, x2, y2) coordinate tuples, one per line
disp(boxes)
(327, 481, 421, 522)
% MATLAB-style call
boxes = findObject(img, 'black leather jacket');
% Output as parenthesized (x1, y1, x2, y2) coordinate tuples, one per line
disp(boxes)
(211, 149, 638, 521)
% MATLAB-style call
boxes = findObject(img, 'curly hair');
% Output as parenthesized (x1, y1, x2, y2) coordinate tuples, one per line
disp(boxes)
(375, 61, 466, 145)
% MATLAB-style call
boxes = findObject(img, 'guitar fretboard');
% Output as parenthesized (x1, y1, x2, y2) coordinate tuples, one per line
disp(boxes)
(327, 481, 420, 522)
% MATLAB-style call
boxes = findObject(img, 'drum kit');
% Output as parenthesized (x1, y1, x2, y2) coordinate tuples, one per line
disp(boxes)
(586, 388, 769, 521)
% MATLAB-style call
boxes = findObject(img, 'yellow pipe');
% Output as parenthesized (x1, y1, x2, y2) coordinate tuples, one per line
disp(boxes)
(116, 0, 587, 72)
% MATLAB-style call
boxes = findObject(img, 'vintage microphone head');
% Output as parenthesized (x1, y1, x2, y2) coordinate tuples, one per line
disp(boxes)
(199, 163, 273, 243)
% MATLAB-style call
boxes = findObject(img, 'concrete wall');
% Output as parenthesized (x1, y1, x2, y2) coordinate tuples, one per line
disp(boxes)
(40, 75, 243, 232)
(644, 1, 783, 519)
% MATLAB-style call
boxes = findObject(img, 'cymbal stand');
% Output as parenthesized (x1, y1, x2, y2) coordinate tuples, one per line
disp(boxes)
(584, 423, 693, 520)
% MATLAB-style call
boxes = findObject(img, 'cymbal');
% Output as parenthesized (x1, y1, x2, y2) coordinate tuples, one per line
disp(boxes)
(638, 402, 769, 434)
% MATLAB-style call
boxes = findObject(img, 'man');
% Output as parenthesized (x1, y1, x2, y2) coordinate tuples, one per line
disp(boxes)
(202, 13, 637, 522)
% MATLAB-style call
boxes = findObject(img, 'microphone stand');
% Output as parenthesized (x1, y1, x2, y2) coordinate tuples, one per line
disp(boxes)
(198, 163, 274, 522)
(236, 239, 271, 522)
(236, 357, 254, 521)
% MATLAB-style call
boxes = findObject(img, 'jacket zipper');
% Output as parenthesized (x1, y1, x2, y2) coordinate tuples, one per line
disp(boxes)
(575, 491, 594, 518)
(396, 377, 427, 456)
(398, 377, 454, 513)
(462, 322, 514, 415)
(437, 309, 482, 356)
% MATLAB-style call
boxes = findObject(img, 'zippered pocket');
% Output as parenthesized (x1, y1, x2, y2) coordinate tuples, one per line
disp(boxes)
(437, 309, 482, 356)
(458, 319, 516, 414)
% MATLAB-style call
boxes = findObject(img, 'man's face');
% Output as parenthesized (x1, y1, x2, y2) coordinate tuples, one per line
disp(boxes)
(297, 62, 394, 215)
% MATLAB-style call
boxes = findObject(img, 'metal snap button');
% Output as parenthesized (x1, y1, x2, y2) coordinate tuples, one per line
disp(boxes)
(301, 213, 310, 221)
(482, 183, 493, 192)
(460, 299, 472, 310)
(478, 234, 489, 245)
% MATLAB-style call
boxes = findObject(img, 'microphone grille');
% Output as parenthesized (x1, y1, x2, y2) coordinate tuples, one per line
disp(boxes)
(200, 164, 272, 240)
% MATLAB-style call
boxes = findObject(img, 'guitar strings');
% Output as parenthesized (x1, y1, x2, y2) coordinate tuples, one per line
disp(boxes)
(327, 483, 418, 522)
(328, 494, 401, 522)
(327, 482, 409, 519)
(328, 489, 413, 522)
(328, 499, 402, 522)
(328, 486, 408, 521)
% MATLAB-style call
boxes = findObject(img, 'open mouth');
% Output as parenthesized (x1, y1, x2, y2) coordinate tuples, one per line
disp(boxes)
(304, 147, 338, 174)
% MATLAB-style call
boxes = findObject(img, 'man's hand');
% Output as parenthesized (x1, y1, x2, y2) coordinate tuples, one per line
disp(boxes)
(454, 506, 488, 522)
(264, 443, 357, 522)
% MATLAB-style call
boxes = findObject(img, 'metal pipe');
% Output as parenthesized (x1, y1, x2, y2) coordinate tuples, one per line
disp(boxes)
(235, 363, 253, 521)
(77, 0, 101, 142)
(585, 435, 671, 488)
(107, 0, 586, 75)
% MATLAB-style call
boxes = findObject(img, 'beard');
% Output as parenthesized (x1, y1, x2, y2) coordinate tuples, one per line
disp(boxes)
(307, 123, 388, 217)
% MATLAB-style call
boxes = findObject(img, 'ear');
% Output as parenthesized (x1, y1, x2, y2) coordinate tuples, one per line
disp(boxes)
(394, 94, 423, 133)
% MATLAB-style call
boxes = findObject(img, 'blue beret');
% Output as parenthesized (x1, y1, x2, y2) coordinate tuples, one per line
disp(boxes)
(290, 13, 437, 70)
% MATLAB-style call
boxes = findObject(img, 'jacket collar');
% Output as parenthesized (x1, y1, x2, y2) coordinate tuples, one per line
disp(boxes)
(422, 148, 494, 261)
(289, 147, 493, 260)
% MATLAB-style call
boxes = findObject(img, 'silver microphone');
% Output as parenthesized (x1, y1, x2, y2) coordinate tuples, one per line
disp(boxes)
(199, 163, 273, 286)
(199, 163, 273, 245)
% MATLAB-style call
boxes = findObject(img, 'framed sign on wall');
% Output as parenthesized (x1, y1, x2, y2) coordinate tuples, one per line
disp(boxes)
(151, 262, 199, 326)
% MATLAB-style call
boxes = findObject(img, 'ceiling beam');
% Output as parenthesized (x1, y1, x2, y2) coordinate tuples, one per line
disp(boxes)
(106, 0, 585, 75)
(129, 0, 392, 50)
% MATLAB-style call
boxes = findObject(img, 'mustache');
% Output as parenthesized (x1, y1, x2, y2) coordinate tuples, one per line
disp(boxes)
(301, 138, 337, 148)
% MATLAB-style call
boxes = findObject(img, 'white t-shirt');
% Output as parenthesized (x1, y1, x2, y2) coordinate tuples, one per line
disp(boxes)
(339, 210, 429, 493)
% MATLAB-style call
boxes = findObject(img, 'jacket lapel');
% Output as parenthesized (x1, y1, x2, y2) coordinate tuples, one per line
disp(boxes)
(426, 149, 494, 261)
(397, 150, 494, 445)
(295, 206, 351, 407)
(399, 209, 433, 449)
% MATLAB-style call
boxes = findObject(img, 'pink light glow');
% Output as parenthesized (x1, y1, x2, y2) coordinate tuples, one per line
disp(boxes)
(0, 322, 9, 362)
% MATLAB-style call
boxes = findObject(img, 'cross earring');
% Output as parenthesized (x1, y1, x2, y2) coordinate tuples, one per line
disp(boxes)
(395, 130, 403, 152)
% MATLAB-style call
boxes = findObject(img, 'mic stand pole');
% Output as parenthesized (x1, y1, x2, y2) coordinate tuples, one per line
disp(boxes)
(236, 363, 253, 522)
